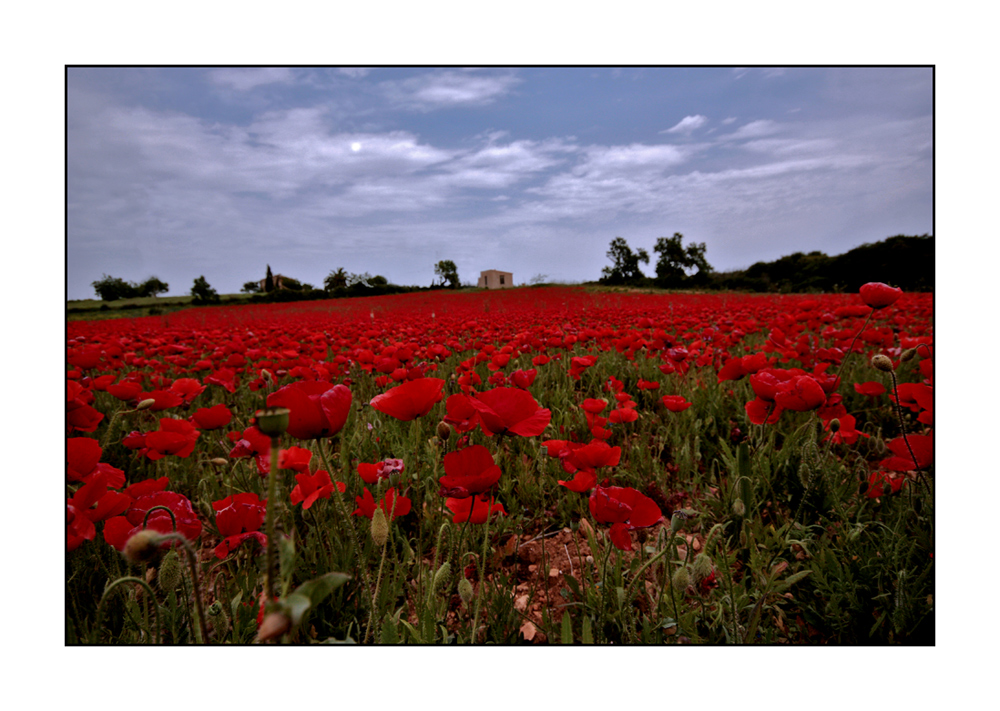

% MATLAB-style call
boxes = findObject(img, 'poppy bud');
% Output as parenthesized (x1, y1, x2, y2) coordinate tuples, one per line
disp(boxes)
(458, 577, 475, 605)
(208, 457, 228, 466)
(437, 421, 452, 441)
(255, 407, 290, 437)
(136, 398, 156, 411)
(370, 508, 389, 547)
(256, 611, 292, 642)
(207, 600, 229, 636)
(158, 549, 182, 591)
(693, 553, 714, 583)
(262, 369, 274, 383)
(828, 418, 841, 433)
(899, 348, 917, 363)
(732, 498, 746, 518)
(433, 562, 452, 593)
(871, 355, 894, 372)
(671, 566, 690, 593)
(123, 530, 162, 565)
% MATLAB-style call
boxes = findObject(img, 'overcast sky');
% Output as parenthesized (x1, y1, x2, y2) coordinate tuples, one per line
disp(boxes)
(67, 66, 932, 299)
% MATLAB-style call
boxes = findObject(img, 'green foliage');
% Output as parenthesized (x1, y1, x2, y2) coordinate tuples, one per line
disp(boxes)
(241, 281, 262, 293)
(653, 233, 713, 288)
(91, 274, 140, 301)
(190, 275, 220, 305)
(324, 268, 348, 292)
(137, 276, 169, 297)
(600, 237, 650, 285)
(265, 265, 274, 293)
(434, 260, 460, 289)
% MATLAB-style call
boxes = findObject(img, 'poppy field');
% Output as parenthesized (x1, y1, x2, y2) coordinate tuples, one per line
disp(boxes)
(66, 284, 933, 644)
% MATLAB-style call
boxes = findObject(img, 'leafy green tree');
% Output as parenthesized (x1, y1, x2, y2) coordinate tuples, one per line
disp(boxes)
(191, 275, 220, 305)
(242, 281, 262, 293)
(91, 274, 139, 301)
(324, 268, 348, 292)
(265, 265, 274, 293)
(434, 260, 460, 289)
(137, 276, 169, 298)
(653, 233, 712, 287)
(281, 277, 303, 291)
(600, 237, 649, 285)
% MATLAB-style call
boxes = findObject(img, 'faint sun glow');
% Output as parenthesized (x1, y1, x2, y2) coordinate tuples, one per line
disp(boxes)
(350, 142, 362, 152)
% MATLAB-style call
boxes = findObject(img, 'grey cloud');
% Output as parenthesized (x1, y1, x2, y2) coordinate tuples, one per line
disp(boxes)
(208, 68, 297, 91)
(379, 70, 521, 110)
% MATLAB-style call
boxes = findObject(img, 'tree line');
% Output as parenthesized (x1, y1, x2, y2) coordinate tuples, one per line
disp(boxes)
(598, 233, 933, 293)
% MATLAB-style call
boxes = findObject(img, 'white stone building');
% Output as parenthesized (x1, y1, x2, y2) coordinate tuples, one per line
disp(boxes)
(477, 270, 514, 289)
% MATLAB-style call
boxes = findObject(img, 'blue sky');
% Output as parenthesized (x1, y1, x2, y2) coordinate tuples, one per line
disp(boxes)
(67, 66, 932, 298)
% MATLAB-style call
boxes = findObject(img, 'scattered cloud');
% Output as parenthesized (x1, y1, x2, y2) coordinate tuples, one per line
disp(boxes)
(662, 115, 708, 134)
(338, 68, 371, 79)
(208, 67, 296, 91)
(380, 70, 521, 110)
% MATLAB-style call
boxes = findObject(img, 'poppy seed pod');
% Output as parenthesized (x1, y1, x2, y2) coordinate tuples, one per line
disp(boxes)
(123, 530, 162, 565)
(871, 354, 894, 372)
(437, 421, 452, 441)
(829, 418, 841, 433)
(255, 407, 290, 437)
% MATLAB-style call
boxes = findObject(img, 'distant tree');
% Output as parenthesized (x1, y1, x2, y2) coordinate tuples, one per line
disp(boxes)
(600, 237, 649, 285)
(653, 233, 713, 288)
(265, 265, 274, 293)
(529, 273, 549, 286)
(369, 275, 388, 287)
(324, 268, 348, 291)
(137, 276, 169, 298)
(346, 272, 374, 287)
(242, 281, 262, 293)
(281, 277, 303, 291)
(191, 276, 221, 305)
(92, 274, 139, 301)
(434, 260, 460, 289)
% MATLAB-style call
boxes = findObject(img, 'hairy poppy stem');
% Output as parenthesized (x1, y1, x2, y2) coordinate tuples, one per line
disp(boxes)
(886, 369, 925, 492)
(95, 576, 160, 644)
(318, 438, 372, 591)
(834, 308, 875, 387)
(470, 503, 493, 643)
(264, 436, 280, 603)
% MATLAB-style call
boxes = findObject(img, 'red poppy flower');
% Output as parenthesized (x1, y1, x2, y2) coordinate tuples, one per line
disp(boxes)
(290, 469, 345, 509)
(661, 395, 692, 412)
(581, 398, 608, 414)
(107, 381, 143, 402)
(369, 377, 444, 421)
(122, 476, 170, 499)
(278, 446, 313, 473)
(854, 381, 886, 397)
(137, 390, 184, 411)
(66, 472, 132, 550)
(353, 487, 411, 520)
(169, 378, 207, 404)
(190, 403, 232, 430)
(569, 355, 598, 380)
(823, 414, 870, 445)
(609, 406, 638, 423)
(103, 491, 202, 551)
(880, 434, 933, 471)
(144, 418, 200, 460)
(867, 471, 906, 498)
(859, 282, 903, 309)
(357, 458, 405, 485)
(467, 387, 551, 437)
(773, 375, 827, 412)
(229, 425, 273, 475)
(443, 393, 481, 433)
(445, 494, 506, 524)
(67, 437, 125, 488)
(510, 368, 537, 389)
(636, 379, 660, 390)
(439, 445, 502, 499)
(588, 485, 663, 551)
(213, 493, 268, 559)
(67, 380, 104, 433)
(204, 368, 239, 393)
(267, 381, 352, 439)
(745, 397, 783, 425)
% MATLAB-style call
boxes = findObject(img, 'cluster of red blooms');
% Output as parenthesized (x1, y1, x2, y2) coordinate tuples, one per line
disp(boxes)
(66, 282, 931, 576)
